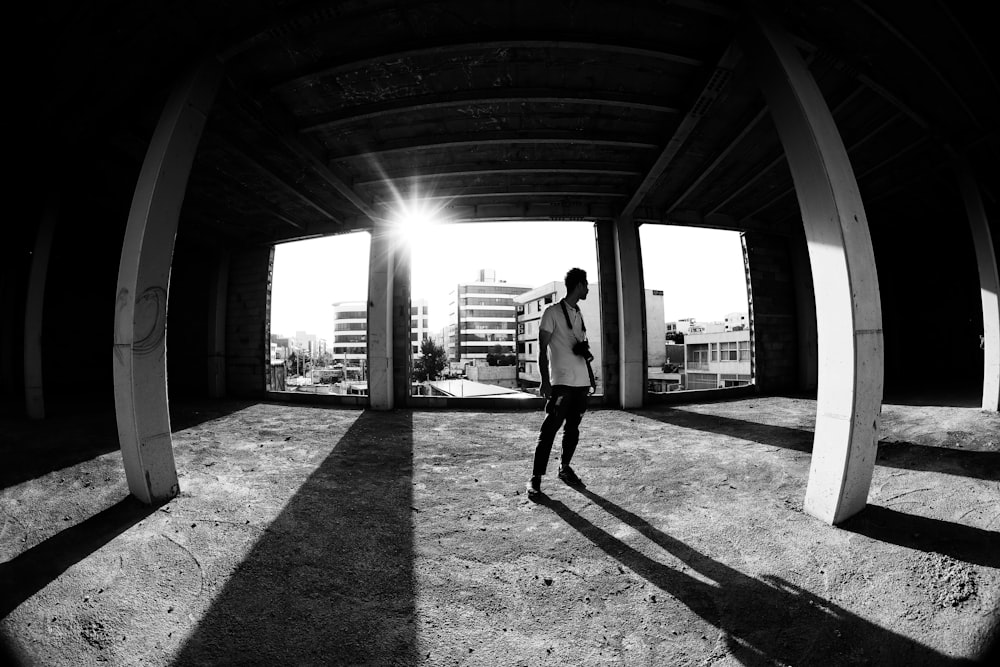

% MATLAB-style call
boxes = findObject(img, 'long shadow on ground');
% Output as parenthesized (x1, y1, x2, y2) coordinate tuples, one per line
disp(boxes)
(633, 408, 1000, 481)
(539, 487, 982, 665)
(0, 496, 156, 618)
(171, 410, 416, 667)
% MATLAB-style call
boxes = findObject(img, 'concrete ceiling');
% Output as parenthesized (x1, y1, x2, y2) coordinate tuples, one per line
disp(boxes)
(23, 1, 999, 246)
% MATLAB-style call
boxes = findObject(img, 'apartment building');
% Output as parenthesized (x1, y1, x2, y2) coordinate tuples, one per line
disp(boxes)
(446, 269, 531, 363)
(331, 301, 368, 373)
(683, 329, 753, 390)
(335, 298, 433, 364)
(411, 298, 430, 357)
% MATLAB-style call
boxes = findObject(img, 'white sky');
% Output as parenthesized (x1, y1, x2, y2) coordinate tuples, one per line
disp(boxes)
(270, 222, 748, 340)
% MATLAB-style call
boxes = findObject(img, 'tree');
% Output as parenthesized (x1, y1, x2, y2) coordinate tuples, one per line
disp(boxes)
(414, 338, 448, 382)
(486, 344, 516, 366)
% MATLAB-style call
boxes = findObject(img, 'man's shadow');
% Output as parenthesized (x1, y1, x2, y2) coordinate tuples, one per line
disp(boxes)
(536, 487, 979, 665)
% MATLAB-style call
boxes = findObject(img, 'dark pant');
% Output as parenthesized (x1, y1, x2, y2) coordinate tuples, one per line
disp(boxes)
(532, 385, 589, 476)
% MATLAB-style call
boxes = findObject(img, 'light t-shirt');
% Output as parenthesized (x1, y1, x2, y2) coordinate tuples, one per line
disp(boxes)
(539, 300, 590, 387)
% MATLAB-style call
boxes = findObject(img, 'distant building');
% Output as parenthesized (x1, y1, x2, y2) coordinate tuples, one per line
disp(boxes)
(683, 329, 753, 390)
(331, 301, 368, 375)
(447, 269, 531, 364)
(411, 298, 430, 357)
(725, 311, 749, 331)
(332, 298, 433, 374)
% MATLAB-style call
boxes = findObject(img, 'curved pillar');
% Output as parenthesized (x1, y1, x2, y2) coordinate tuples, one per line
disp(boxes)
(954, 161, 999, 412)
(24, 198, 59, 419)
(741, 18, 884, 524)
(368, 229, 395, 410)
(614, 216, 646, 409)
(114, 60, 223, 504)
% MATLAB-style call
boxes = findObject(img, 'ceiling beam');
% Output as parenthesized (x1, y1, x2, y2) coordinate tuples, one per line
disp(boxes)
(299, 90, 681, 133)
(705, 82, 864, 218)
(619, 43, 742, 219)
(375, 190, 628, 204)
(212, 132, 342, 226)
(223, 88, 379, 222)
(270, 39, 705, 94)
(356, 166, 642, 187)
(331, 133, 659, 160)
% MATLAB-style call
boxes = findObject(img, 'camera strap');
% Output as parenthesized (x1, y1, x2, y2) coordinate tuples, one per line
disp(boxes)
(561, 300, 596, 390)
(560, 300, 585, 338)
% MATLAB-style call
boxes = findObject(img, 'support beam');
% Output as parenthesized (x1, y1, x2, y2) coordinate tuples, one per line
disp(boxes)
(113, 60, 224, 504)
(740, 17, 884, 525)
(954, 160, 1000, 411)
(367, 229, 395, 410)
(24, 198, 58, 419)
(613, 216, 646, 408)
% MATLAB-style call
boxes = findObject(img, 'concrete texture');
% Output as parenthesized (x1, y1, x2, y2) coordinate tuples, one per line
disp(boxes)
(2, 396, 998, 666)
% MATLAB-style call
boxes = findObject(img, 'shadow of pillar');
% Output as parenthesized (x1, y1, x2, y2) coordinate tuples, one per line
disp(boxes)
(171, 410, 416, 666)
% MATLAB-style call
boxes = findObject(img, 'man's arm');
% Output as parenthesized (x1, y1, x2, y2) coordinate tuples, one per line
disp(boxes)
(538, 328, 552, 398)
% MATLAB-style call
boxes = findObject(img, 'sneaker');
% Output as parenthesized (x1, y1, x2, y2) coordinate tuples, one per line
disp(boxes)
(558, 465, 585, 487)
(526, 476, 542, 497)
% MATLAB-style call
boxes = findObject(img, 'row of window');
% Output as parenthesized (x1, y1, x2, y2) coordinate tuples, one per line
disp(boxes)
(459, 286, 529, 296)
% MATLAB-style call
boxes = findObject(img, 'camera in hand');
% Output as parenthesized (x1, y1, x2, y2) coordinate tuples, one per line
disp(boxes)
(572, 340, 594, 362)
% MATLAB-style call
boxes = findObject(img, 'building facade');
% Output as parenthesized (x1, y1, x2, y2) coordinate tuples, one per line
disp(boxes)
(683, 329, 753, 390)
(447, 269, 531, 364)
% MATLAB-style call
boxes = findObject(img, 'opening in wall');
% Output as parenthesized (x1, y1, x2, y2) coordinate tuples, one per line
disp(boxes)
(638, 224, 752, 395)
(268, 231, 371, 395)
(407, 220, 601, 398)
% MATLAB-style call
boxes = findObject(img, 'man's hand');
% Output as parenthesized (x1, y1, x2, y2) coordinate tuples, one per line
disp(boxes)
(540, 379, 551, 399)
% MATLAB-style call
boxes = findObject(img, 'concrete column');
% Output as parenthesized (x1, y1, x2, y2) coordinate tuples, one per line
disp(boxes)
(614, 216, 646, 408)
(24, 198, 59, 419)
(392, 239, 412, 407)
(955, 161, 1000, 411)
(207, 250, 229, 398)
(113, 60, 224, 504)
(741, 17, 884, 524)
(595, 221, 621, 405)
(368, 229, 395, 410)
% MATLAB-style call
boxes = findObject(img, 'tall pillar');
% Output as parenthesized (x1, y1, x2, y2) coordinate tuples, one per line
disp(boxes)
(955, 161, 1000, 411)
(392, 238, 412, 407)
(614, 216, 646, 408)
(24, 198, 59, 419)
(741, 17, 884, 524)
(368, 229, 395, 410)
(207, 250, 229, 398)
(113, 60, 224, 504)
(595, 221, 621, 405)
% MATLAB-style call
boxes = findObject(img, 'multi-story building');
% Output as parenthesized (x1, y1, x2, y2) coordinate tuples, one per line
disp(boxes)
(683, 329, 753, 390)
(334, 298, 433, 371)
(331, 301, 368, 375)
(446, 269, 531, 364)
(410, 298, 429, 357)
(725, 311, 749, 331)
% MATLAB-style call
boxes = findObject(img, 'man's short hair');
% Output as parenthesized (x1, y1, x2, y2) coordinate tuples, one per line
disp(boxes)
(565, 267, 588, 292)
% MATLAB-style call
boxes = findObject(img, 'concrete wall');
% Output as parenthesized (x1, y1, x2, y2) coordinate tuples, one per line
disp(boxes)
(225, 247, 273, 398)
(744, 231, 804, 393)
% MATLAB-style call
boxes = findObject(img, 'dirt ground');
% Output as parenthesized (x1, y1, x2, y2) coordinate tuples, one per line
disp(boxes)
(2, 395, 998, 666)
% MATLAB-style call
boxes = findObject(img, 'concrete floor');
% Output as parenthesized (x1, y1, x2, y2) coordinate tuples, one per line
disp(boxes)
(1, 395, 998, 666)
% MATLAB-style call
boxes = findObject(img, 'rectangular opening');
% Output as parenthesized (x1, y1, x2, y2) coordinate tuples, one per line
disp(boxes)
(638, 224, 752, 395)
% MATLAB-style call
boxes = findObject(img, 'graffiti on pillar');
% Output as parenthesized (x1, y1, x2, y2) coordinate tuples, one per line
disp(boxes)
(134, 286, 168, 357)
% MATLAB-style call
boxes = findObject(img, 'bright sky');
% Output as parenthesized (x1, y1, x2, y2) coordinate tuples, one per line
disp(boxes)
(270, 222, 748, 340)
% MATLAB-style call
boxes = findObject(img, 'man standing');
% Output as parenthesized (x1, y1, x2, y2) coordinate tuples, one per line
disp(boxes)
(527, 267, 596, 498)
